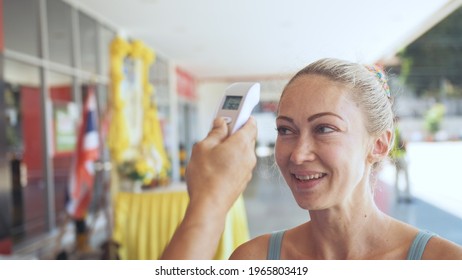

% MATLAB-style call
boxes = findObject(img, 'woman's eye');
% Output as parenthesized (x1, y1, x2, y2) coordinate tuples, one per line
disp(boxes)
(276, 127, 293, 135)
(316, 125, 335, 134)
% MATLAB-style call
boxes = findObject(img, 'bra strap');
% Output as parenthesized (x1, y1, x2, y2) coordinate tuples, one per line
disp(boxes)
(267, 231, 285, 260)
(406, 230, 437, 260)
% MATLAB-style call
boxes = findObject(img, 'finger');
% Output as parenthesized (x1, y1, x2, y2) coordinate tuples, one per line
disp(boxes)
(203, 117, 229, 146)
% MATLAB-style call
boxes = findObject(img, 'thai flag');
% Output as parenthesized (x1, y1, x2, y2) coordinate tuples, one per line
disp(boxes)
(66, 88, 100, 219)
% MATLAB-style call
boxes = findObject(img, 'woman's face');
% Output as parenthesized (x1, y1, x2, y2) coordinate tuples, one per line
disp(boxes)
(275, 74, 373, 210)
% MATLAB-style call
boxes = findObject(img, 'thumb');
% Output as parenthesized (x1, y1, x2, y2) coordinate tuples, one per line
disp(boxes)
(231, 116, 257, 143)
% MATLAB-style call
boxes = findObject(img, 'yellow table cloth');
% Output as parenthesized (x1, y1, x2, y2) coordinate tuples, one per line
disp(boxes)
(112, 188, 249, 260)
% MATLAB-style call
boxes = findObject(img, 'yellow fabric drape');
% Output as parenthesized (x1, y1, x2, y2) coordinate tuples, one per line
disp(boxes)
(112, 191, 250, 260)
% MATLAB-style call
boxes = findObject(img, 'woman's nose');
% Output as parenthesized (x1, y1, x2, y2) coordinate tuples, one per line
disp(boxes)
(289, 137, 316, 164)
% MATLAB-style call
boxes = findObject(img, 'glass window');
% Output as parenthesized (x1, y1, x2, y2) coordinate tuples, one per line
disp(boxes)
(150, 55, 170, 106)
(96, 83, 109, 117)
(100, 26, 116, 77)
(46, 0, 73, 66)
(2, 59, 45, 241)
(79, 11, 98, 73)
(3, 0, 40, 56)
(48, 72, 75, 227)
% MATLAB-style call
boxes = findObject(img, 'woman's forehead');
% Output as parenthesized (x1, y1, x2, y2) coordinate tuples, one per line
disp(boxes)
(277, 75, 364, 124)
(280, 76, 351, 107)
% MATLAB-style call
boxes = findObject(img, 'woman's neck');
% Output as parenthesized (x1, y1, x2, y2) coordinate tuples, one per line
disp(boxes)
(306, 188, 392, 259)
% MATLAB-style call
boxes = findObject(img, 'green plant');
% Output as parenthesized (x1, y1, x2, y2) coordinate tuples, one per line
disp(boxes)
(424, 103, 446, 136)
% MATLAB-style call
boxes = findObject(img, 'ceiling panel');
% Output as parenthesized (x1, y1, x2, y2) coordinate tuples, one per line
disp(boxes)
(68, 0, 462, 80)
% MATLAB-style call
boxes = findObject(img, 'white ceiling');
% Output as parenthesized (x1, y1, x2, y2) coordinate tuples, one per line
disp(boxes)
(68, 0, 462, 80)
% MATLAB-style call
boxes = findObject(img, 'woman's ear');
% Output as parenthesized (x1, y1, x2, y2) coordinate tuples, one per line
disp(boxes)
(368, 130, 393, 163)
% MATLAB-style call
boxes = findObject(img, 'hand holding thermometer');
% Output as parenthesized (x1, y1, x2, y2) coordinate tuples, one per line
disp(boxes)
(215, 82, 260, 135)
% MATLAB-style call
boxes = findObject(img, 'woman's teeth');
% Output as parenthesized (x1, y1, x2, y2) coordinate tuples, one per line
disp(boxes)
(295, 173, 325, 181)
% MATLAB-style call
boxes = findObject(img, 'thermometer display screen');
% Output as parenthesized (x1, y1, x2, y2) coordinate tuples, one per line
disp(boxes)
(222, 96, 242, 110)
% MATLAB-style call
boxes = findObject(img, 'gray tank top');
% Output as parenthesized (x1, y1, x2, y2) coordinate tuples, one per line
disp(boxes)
(267, 230, 436, 260)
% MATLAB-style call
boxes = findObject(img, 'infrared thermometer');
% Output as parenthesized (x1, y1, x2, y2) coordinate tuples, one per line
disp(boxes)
(215, 82, 260, 135)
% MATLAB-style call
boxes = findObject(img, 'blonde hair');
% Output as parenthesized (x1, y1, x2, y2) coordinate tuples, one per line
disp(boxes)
(283, 58, 395, 138)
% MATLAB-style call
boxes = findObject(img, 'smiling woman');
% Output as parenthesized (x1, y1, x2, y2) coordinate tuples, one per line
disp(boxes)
(161, 58, 462, 260)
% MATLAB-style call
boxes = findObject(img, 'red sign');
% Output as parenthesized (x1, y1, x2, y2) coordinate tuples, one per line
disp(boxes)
(176, 68, 196, 101)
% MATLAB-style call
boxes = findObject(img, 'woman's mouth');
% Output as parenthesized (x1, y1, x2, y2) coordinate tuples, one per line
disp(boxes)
(291, 172, 327, 191)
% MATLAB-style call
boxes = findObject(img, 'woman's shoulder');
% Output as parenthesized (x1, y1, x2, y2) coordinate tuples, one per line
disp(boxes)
(229, 233, 274, 260)
(422, 235, 462, 260)
(394, 220, 462, 259)
(382, 219, 457, 259)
